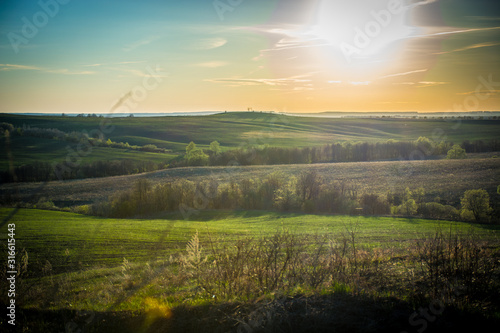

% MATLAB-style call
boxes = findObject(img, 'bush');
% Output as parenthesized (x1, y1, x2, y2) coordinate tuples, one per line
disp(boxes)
(360, 193, 390, 215)
(446, 144, 467, 159)
(414, 229, 497, 305)
(419, 202, 459, 220)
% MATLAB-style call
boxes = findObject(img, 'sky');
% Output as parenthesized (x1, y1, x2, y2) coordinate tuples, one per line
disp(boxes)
(0, 0, 499, 114)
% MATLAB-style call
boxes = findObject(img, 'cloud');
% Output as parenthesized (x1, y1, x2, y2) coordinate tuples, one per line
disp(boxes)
(0, 64, 41, 71)
(379, 69, 428, 80)
(349, 81, 371, 86)
(123, 36, 160, 52)
(207, 76, 311, 87)
(239, 24, 330, 62)
(45, 69, 95, 75)
(0, 64, 95, 75)
(414, 26, 500, 39)
(112, 66, 168, 79)
(193, 61, 228, 68)
(391, 81, 449, 87)
(195, 37, 227, 50)
(457, 90, 500, 96)
(435, 42, 500, 55)
(83, 61, 146, 68)
(416, 81, 448, 88)
(408, 0, 439, 6)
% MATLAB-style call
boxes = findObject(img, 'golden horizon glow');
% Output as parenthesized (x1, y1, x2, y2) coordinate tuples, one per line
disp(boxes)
(0, 0, 499, 113)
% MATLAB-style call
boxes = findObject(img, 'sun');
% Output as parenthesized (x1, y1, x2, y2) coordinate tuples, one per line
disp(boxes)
(310, 0, 417, 71)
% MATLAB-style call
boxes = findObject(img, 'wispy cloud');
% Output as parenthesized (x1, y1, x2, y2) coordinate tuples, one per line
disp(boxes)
(349, 81, 371, 86)
(379, 69, 428, 80)
(392, 81, 449, 88)
(113, 66, 168, 79)
(0, 64, 41, 71)
(244, 24, 330, 61)
(193, 61, 228, 68)
(435, 42, 500, 55)
(0, 64, 95, 75)
(194, 37, 227, 50)
(457, 90, 500, 96)
(83, 61, 146, 68)
(414, 26, 500, 39)
(416, 81, 448, 88)
(123, 36, 160, 52)
(207, 75, 311, 87)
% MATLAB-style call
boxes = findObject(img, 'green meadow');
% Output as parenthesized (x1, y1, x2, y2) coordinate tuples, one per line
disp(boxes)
(1, 113, 500, 332)
(1, 208, 499, 332)
(2, 112, 498, 154)
(5, 208, 499, 274)
(0, 135, 175, 169)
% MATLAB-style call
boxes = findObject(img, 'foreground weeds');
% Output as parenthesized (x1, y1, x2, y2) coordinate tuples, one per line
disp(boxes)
(2, 226, 499, 332)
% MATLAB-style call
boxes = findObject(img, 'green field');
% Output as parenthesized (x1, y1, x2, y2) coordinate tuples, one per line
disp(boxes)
(1, 208, 499, 332)
(1, 113, 500, 332)
(0, 136, 176, 169)
(2, 112, 499, 153)
(5, 208, 499, 274)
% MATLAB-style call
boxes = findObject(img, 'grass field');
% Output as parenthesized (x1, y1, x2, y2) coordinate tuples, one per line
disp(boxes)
(0, 136, 176, 169)
(4, 208, 499, 274)
(2, 112, 499, 154)
(1, 208, 499, 332)
(1, 113, 499, 332)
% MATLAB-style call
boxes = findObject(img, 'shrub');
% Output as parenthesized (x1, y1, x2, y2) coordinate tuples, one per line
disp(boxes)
(461, 189, 492, 222)
(446, 144, 467, 159)
(419, 202, 459, 220)
(360, 193, 390, 215)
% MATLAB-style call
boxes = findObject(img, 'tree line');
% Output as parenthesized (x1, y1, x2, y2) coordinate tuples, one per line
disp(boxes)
(0, 159, 167, 183)
(175, 137, 500, 167)
(0, 122, 171, 153)
(91, 171, 496, 224)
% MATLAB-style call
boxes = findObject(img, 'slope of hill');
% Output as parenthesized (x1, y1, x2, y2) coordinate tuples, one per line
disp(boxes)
(2, 112, 499, 154)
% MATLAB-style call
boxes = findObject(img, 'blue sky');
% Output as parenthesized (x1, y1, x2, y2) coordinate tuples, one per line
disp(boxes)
(1, 0, 499, 113)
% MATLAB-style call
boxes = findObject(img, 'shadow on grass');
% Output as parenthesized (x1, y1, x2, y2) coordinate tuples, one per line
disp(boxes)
(142, 209, 299, 222)
(6, 293, 500, 333)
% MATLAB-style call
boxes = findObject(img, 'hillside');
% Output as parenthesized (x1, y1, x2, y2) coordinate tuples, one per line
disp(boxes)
(2, 112, 499, 154)
(2, 157, 498, 210)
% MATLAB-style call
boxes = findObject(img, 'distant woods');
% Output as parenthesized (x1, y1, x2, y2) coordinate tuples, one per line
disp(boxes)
(175, 136, 499, 167)
(91, 172, 496, 224)
(0, 122, 170, 182)
(0, 122, 170, 153)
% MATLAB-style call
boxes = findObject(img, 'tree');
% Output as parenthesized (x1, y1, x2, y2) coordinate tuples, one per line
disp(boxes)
(186, 141, 197, 154)
(446, 144, 467, 159)
(461, 189, 492, 222)
(416, 136, 433, 156)
(360, 193, 389, 215)
(397, 187, 417, 216)
(209, 141, 221, 155)
(185, 141, 209, 166)
(274, 178, 298, 211)
(296, 170, 321, 202)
